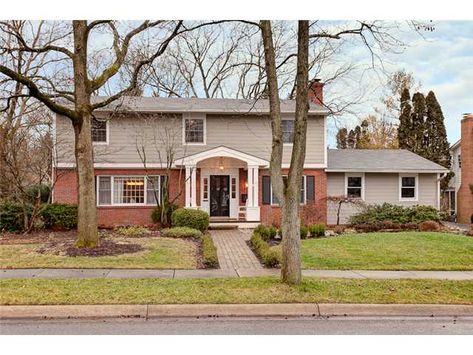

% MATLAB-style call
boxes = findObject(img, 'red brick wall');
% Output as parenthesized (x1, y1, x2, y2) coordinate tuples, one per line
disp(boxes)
(457, 115, 473, 224)
(53, 168, 186, 227)
(259, 169, 327, 227)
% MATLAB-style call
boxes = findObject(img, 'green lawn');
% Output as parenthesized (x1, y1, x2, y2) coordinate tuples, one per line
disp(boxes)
(0, 238, 198, 269)
(1, 277, 471, 305)
(301, 232, 473, 271)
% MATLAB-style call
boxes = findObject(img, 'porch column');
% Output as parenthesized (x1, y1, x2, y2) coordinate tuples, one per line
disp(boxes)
(185, 165, 197, 208)
(246, 165, 260, 221)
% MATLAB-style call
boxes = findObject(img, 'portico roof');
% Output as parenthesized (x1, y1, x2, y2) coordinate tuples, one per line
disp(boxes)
(178, 146, 269, 167)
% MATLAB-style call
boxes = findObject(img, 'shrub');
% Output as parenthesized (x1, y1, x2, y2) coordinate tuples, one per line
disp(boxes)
(114, 226, 151, 238)
(26, 184, 51, 204)
(202, 234, 219, 268)
(309, 223, 326, 238)
(380, 220, 401, 230)
(418, 220, 441, 232)
(350, 203, 440, 225)
(300, 225, 309, 239)
(250, 232, 281, 267)
(40, 203, 77, 230)
(0, 202, 29, 232)
(160, 226, 203, 239)
(151, 203, 178, 226)
(353, 223, 382, 233)
(333, 225, 345, 234)
(262, 247, 282, 267)
(401, 222, 418, 231)
(171, 208, 209, 232)
(268, 226, 278, 239)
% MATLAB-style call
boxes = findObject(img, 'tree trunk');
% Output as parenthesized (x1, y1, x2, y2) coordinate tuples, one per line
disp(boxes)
(72, 21, 99, 247)
(281, 190, 302, 284)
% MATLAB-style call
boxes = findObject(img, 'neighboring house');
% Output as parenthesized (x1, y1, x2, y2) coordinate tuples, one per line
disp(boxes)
(52, 80, 448, 227)
(444, 139, 461, 218)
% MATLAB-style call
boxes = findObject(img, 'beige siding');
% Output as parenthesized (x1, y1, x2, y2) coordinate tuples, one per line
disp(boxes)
(55, 113, 325, 166)
(327, 172, 439, 225)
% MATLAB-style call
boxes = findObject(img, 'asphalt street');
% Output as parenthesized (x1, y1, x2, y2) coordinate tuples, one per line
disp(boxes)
(2, 316, 473, 335)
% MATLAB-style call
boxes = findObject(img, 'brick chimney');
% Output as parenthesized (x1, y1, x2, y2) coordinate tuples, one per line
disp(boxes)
(457, 113, 473, 224)
(308, 79, 324, 105)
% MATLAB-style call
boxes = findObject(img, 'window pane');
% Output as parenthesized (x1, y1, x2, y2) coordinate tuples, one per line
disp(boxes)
(300, 177, 305, 204)
(401, 187, 415, 198)
(347, 187, 362, 198)
(185, 118, 204, 143)
(231, 178, 236, 199)
(98, 176, 111, 205)
(402, 177, 416, 187)
(147, 176, 159, 205)
(282, 120, 294, 143)
(203, 178, 209, 200)
(92, 119, 107, 142)
(348, 177, 362, 187)
(113, 177, 145, 204)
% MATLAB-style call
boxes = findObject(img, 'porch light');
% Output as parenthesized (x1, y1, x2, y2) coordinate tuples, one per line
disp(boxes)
(219, 157, 224, 170)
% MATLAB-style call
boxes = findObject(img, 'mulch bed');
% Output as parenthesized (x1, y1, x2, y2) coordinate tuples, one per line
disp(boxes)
(1, 229, 148, 257)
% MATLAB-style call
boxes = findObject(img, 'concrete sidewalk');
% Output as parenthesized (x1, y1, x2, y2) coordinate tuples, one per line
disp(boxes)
(1, 303, 473, 320)
(1, 268, 473, 280)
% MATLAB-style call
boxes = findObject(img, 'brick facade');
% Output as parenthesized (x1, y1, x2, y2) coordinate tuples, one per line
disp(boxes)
(457, 115, 473, 224)
(53, 167, 327, 227)
(259, 169, 327, 227)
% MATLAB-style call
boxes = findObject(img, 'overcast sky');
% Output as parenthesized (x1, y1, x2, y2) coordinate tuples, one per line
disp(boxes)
(331, 20, 472, 147)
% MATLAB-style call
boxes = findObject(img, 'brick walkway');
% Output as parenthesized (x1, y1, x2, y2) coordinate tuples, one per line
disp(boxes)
(209, 229, 263, 270)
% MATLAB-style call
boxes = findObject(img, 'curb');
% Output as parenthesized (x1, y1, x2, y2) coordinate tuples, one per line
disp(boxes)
(1, 304, 473, 320)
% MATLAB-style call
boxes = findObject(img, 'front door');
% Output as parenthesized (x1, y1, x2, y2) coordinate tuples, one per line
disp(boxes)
(210, 175, 230, 217)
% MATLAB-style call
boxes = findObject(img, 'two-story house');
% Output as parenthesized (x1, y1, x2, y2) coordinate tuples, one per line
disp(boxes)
(444, 139, 461, 218)
(52, 81, 449, 227)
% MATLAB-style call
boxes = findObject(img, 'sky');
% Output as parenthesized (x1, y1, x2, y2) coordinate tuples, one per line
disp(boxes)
(327, 20, 472, 147)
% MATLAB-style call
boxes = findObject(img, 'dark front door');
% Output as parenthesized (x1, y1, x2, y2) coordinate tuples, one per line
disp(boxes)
(210, 175, 230, 217)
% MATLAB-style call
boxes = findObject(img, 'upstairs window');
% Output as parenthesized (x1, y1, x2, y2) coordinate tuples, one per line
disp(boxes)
(184, 114, 205, 144)
(91, 118, 108, 143)
(346, 175, 363, 199)
(282, 120, 294, 144)
(399, 175, 418, 201)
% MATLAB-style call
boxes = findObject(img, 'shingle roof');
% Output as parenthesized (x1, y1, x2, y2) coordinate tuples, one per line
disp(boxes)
(327, 149, 449, 173)
(92, 96, 329, 115)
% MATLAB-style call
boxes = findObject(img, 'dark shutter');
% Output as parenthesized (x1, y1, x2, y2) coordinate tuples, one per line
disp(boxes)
(306, 175, 315, 202)
(262, 176, 271, 205)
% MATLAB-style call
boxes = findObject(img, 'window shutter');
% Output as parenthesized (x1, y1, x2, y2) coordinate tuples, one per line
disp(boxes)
(262, 176, 271, 205)
(306, 175, 315, 202)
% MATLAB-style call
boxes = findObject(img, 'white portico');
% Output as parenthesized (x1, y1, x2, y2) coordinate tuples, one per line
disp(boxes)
(179, 146, 268, 221)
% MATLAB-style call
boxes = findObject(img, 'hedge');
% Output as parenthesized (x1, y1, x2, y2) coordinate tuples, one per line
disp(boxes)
(171, 208, 209, 232)
(250, 232, 281, 267)
(160, 226, 203, 239)
(254, 224, 277, 241)
(309, 223, 326, 238)
(349, 203, 440, 225)
(0, 202, 29, 232)
(40, 204, 78, 230)
(202, 234, 219, 268)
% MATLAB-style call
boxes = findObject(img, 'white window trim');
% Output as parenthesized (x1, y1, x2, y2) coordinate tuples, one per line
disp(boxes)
(399, 173, 419, 202)
(92, 118, 109, 145)
(182, 113, 206, 146)
(270, 175, 307, 205)
(345, 173, 365, 201)
(96, 175, 160, 207)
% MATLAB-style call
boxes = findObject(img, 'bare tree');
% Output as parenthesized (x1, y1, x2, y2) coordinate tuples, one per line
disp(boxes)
(326, 195, 365, 225)
(0, 20, 220, 247)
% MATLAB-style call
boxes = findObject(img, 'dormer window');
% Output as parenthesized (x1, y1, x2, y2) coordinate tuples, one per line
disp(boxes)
(183, 114, 206, 145)
(91, 118, 108, 144)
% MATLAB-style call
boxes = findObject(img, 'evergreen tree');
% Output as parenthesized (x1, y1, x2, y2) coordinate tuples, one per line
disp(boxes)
(398, 88, 412, 149)
(410, 92, 427, 156)
(425, 91, 452, 190)
(336, 128, 348, 149)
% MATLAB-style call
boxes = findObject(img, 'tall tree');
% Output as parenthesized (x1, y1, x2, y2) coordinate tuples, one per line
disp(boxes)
(410, 92, 427, 156)
(336, 127, 348, 149)
(398, 88, 412, 149)
(0, 20, 212, 247)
